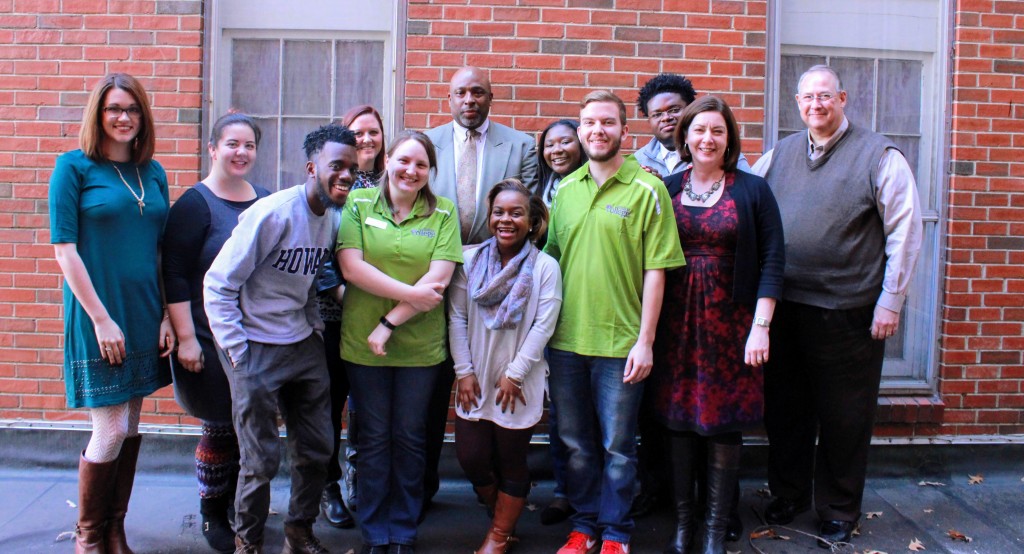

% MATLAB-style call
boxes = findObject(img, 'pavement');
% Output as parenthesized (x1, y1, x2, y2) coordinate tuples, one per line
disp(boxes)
(1, 428, 1022, 554)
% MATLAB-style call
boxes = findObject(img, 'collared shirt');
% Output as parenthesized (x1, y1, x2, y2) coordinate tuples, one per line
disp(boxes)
(750, 117, 922, 313)
(544, 155, 685, 357)
(453, 119, 489, 189)
(337, 187, 463, 366)
(656, 141, 683, 173)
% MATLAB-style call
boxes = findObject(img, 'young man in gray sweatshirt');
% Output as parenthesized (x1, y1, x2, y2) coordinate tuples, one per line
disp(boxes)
(204, 124, 358, 554)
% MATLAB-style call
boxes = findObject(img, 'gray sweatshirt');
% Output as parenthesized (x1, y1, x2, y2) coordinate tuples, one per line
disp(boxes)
(204, 184, 338, 365)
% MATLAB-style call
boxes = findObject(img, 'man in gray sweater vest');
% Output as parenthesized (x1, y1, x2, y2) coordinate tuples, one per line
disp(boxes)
(751, 65, 922, 548)
(205, 124, 357, 554)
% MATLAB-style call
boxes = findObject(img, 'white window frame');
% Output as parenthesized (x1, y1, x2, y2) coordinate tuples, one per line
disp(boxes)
(764, 0, 953, 394)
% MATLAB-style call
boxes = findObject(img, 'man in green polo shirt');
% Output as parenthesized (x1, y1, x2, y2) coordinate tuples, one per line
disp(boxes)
(545, 90, 685, 554)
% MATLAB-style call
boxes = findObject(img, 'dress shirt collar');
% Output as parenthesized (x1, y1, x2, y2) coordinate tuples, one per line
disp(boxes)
(454, 119, 489, 144)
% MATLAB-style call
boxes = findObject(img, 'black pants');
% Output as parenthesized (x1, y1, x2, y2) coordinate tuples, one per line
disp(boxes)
(423, 356, 455, 502)
(764, 301, 885, 522)
(323, 320, 351, 484)
(454, 417, 534, 498)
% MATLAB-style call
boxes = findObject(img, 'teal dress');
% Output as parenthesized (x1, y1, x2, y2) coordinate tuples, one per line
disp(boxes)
(48, 150, 172, 408)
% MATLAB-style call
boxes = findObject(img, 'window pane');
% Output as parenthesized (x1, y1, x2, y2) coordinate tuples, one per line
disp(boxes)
(335, 41, 385, 115)
(283, 40, 332, 116)
(281, 117, 330, 190)
(250, 117, 279, 191)
(779, 55, 823, 132)
(232, 39, 280, 114)
(888, 135, 920, 182)
(878, 59, 922, 136)
(829, 57, 875, 130)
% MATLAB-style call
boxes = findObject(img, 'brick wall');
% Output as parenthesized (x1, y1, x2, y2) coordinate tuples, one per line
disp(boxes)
(939, 0, 1024, 435)
(1, 0, 1021, 438)
(0, 0, 205, 425)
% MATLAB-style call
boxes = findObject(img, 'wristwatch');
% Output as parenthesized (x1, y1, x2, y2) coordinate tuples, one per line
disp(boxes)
(753, 316, 771, 328)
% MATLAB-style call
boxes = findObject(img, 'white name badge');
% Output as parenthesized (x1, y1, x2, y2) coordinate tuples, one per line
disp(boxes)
(365, 217, 387, 230)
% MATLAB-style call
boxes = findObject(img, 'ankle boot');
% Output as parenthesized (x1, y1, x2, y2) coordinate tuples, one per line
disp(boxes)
(701, 442, 741, 554)
(665, 434, 696, 554)
(105, 435, 141, 554)
(475, 491, 526, 554)
(200, 495, 236, 553)
(282, 523, 328, 554)
(76, 452, 117, 554)
(343, 408, 359, 512)
(474, 483, 499, 518)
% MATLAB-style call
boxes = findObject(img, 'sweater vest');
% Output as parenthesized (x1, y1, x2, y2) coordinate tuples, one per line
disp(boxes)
(765, 124, 897, 309)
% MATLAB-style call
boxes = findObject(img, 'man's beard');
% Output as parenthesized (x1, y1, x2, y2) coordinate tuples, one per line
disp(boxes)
(316, 176, 345, 211)
(585, 136, 622, 163)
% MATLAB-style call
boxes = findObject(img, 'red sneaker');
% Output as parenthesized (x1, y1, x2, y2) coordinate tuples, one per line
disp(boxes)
(556, 531, 599, 554)
(600, 540, 630, 554)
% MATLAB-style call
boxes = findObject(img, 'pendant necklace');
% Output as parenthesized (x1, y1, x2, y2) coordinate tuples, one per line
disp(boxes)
(110, 162, 146, 215)
(682, 171, 724, 203)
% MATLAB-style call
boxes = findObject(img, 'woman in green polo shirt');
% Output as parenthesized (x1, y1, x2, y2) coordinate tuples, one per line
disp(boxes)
(338, 130, 463, 554)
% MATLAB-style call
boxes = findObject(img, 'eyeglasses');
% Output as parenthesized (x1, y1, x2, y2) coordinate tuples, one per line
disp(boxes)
(103, 106, 142, 118)
(648, 106, 684, 121)
(797, 93, 837, 104)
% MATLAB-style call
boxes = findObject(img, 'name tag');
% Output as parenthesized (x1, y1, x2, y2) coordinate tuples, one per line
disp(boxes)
(365, 217, 387, 230)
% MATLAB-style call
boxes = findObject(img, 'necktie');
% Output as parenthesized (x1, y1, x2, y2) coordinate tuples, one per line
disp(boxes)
(456, 129, 479, 241)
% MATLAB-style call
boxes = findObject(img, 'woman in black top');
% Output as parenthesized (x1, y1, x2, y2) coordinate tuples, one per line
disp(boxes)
(163, 112, 270, 553)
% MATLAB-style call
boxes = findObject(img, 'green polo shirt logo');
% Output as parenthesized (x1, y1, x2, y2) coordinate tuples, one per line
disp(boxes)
(605, 205, 631, 218)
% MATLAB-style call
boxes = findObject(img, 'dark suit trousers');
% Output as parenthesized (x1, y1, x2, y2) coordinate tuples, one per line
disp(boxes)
(763, 300, 885, 523)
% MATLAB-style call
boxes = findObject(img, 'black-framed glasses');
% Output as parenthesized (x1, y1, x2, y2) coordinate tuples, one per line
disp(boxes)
(648, 106, 684, 121)
(103, 106, 142, 118)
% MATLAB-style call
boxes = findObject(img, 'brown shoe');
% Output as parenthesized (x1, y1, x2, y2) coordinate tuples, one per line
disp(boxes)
(282, 523, 329, 554)
(235, 535, 263, 554)
(75, 451, 117, 554)
(106, 435, 142, 554)
(475, 492, 526, 554)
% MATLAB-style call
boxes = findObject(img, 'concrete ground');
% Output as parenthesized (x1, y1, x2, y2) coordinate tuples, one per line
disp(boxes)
(1, 428, 1022, 553)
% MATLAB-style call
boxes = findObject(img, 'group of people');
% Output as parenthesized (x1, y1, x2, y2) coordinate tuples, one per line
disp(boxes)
(50, 63, 922, 554)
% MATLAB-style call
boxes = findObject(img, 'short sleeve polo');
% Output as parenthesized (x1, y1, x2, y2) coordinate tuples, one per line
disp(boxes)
(544, 155, 685, 357)
(338, 187, 463, 366)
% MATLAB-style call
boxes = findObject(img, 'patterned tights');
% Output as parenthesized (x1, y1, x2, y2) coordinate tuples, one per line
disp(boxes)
(196, 421, 240, 499)
(84, 397, 143, 463)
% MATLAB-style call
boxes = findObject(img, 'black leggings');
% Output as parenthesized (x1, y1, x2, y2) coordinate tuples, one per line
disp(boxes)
(454, 417, 534, 498)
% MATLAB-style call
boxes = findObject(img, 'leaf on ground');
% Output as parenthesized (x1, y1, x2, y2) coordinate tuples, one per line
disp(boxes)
(908, 537, 926, 551)
(268, 508, 279, 516)
(865, 511, 883, 519)
(852, 526, 861, 537)
(751, 529, 775, 539)
(923, 508, 934, 513)
(917, 480, 945, 487)
(55, 531, 75, 542)
(947, 529, 972, 543)
(525, 503, 538, 512)
(66, 499, 77, 508)
(968, 474, 984, 485)
(755, 487, 772, 498)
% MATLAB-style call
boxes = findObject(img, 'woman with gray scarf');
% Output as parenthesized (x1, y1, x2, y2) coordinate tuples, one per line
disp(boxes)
(449, 179, 563, 554)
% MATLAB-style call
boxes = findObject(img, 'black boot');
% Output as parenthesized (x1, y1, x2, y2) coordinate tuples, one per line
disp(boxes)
(725, 485, 742, 542)
(664, 433, 696, 554)
(200, 495, 235, 553)
(701, 442, 741, 554)
(343, 408, 359, 512)
(321, 481, 355, 528)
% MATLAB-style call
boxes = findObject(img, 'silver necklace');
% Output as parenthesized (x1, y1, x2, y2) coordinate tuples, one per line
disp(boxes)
(682, 171, 724, 203)
(110, 163, 145, 215)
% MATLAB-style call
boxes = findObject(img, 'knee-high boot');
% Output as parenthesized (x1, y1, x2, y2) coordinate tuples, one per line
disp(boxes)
(105, 435, 141, 554)
(475, 491, 526, 554)
(76, 452, 117, 554)
(665, 434, 696, 554)
(701, 442, 741, 554)
(474, 483, 499, 518)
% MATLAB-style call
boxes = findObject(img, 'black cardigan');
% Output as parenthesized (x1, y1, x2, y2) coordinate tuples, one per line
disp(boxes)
(664, 169, 785, 304)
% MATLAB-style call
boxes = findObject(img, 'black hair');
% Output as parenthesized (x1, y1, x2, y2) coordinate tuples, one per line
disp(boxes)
(210, 111, 262, 147)
(487, 178, 549, 244)
(536, 119, 588, 198)
(303, 123, 356, 160)
(636, 73, 697, 117)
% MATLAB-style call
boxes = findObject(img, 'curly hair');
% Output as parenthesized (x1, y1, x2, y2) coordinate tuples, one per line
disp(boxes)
(303, 123, 356, 160)
(636, 73, 697, 117)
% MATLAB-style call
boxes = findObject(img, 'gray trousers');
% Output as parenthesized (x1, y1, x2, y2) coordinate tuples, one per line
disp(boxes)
(220, 333, 332, 543)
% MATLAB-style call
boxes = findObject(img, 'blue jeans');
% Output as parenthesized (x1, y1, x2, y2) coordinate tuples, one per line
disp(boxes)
(547, 349, 644, 543)
(346, 361, 440, 546)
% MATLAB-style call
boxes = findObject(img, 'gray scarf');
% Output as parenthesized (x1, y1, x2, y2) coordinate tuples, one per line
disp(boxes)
(467, 237, 538, 330)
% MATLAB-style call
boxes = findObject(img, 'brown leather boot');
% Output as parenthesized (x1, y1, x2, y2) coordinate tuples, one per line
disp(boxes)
(474, 483, 499, 517)
(105, 435, 141, 554)
(475, 491, 526, 554)
(234, 535, 263, 554)
(75, 451, 117, 554)
(281, 523, 329, 554)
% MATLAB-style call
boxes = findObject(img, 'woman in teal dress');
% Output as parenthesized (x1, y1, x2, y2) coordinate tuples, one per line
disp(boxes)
(49, 73, 175, 554)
